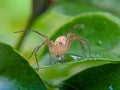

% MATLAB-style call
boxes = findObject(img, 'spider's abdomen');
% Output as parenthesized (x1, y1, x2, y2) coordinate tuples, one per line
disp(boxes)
(49, 36, 68, 57)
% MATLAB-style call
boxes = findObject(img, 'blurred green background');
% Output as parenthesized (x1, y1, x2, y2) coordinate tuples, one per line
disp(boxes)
(1, 0, 120, 90)
(0, 0, 31, 46)
(1, 0, 120, 66)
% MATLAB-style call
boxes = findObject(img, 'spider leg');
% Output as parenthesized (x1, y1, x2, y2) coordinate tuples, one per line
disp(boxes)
(28, 44, 41, 59)
(66, 33, 86, 57)
(34, 47, 40, 72)
(68, 34, 91, 58)
(26, 44, 40, 72)
(76, 37, 92, 58)
(29, 40, 47, 71)
(80, 38, 91, 57)
(74, 38, 86, 57)
(79, 40, 86, 57)
(14, 29, 48, 39)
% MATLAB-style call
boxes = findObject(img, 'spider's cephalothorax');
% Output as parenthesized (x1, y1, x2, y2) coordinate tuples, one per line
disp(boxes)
(49, 36, 68, 57)
(15, 24, 91, 69)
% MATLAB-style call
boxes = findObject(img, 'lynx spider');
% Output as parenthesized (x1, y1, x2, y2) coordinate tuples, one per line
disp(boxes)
(15, 24, 91, 69)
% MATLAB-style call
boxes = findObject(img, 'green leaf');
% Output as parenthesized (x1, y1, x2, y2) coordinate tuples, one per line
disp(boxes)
(55, 0, 120, 16)
(78, 0, 120, 16)
(38, 12, 120, 89)
(59, 62, 120, 90)
(39, 60, 111, 86)
(53, 1, 103, 16)
(20, 1, 120, 61)
(39, 12, 120, 66)
(0, 0, 31, 46)
(0, 42, 47, 90)
(39, 60, 120, 90)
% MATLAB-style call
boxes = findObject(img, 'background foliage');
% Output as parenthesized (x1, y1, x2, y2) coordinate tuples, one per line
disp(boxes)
(0, 0, 120, 90)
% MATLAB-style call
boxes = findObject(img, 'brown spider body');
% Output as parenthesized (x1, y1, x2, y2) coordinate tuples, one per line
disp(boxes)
(15, 24, 91, 69)
(49, 36, 68, 57)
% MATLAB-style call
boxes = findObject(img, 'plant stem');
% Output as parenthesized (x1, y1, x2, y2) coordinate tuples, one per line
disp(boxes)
(15, 0, 56, 51)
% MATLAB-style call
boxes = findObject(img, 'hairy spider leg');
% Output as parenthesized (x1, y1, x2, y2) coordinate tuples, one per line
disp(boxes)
(34, 40, 47, 71)
(75, 36, 92, 58)
(28, 44, 41, 68)
(14, 29, 48, 39)
(67, 24, 92, 57)
(80, 38, 91, 57)
(68, 34, 85, 57)
(28, 40, 47, 71)
(67, 33, 91, 58)
(28, 44, 42, 59)
(76, 38, 86, 57)
(64, 24, 83, 49)
(15, 29, 49, 70)
(15, 29, 55, 65)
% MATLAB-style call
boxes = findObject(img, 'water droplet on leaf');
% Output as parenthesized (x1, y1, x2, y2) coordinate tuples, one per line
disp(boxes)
(79, 24, 85, 30)
(109, 85, 113, 90)
(96, 40, 102, 46)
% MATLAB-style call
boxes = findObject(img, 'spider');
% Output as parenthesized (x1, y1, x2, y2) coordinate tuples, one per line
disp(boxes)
(15, 24, 91, 69)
